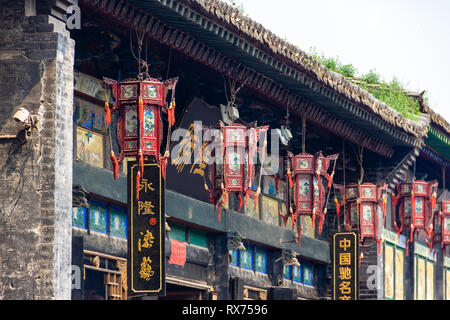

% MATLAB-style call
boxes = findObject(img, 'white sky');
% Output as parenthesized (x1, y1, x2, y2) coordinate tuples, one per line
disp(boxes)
(238, 0, 450, 123)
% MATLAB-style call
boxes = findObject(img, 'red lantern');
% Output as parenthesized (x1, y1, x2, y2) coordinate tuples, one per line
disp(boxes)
(103, 76, 178, 198)
(335, 183, 387, 260)
(442, 200, 450, 251)
(396, 180, 438, 242)
(290, 152, 338, 244)
(207, 123, 268, 221)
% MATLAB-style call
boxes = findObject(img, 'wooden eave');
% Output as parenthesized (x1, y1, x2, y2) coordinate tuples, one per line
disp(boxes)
(79, 0, 428, 157)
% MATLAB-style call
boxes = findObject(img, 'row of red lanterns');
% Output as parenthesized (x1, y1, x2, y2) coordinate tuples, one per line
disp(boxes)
(101, 77, 449, 257)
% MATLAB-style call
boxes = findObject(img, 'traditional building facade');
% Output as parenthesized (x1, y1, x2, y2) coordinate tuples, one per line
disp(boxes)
(0, 0, 449, 300)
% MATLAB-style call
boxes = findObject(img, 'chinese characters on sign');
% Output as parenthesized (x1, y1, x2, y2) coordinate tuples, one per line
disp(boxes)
(128, 162, 165, 296)
(333, 232, 358, 300)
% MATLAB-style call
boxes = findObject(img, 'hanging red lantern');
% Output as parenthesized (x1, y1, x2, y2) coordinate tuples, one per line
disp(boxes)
(290, 152, 338, 245)
(103, 76, 178, 198)
(442, 200, 450, 252)
(396, 180, 438, 242)
(206, 123, 268, 222)
(335, 183, 387, 260)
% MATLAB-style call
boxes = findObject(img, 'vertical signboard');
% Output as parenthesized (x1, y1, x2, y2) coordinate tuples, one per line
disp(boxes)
(128, 161, 165, 296)
(332, 232, 358, 300)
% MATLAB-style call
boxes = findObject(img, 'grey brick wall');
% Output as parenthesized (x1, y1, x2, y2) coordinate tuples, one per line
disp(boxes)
(0, 1, 74, 300)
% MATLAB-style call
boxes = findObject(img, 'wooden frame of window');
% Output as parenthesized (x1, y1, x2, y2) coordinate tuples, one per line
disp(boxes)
(83, 250, 127, 300)
(243, 285, 267, 300)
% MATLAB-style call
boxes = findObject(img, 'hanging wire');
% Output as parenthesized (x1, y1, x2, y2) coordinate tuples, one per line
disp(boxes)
(301, 113, 306, 154)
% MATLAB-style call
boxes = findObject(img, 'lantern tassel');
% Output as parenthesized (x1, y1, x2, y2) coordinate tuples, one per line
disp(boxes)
(297, 225, 302, 248)
(110, 151, 119, 180)
(136, 170, 141, 201)
(254, 187, 260, 211)
(138, 149, 144, 177)
(376, 237, 383, 255)
(431, 192, 437, 210)
(334, 197, 341, 219)
(287, 171, 293, 188)
(312, 209, 316, 232)
(105, 101, 111, 128)
(138, 97, 144, 123)
(168, 100, 176, 128)
(238, 193, 243, 212)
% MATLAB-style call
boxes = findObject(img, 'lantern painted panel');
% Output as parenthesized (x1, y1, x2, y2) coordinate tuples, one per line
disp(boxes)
(142, 81, 165, 105)
(413, 198, 426, 230)
(119, 83, 138, 100)
(315, 154, 330, 176)
(293, 154, 314, 175)
(295, 173, 313, 213)
(121, 104, 162, 157)
(360, 184, 377, 202)
(443, 201, 450, 245)
(413, 181, 428, 197)
(360, 203, 376, 238)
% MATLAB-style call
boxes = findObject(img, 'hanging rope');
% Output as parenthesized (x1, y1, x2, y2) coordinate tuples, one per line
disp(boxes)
(302, 113, 306, 154)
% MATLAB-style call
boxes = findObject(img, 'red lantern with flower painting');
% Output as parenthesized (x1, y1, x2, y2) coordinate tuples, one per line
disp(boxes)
(103, 76, 178, 199)
(395, 180, 438, 243)
(290, 152, 338, 245)
(335, 183, 387, 261)
(206, 123, 268, 222)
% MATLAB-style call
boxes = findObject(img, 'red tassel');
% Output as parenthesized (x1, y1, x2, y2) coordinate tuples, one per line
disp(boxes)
(312, 209, 316, 232)
(394, 221, 401, 238)
(287, 172, 293, 188)
(376, 238, 382, 255)
(105, 101, 111, 128)
(238, 193, 243, 212)
(275, 176, 279, 193)
(297, 225, 302, 248)
(327, 173, 334, 189)
(136, 170, 141, 201)
(405, 239, 409, 257)
(162, 157, 168, 180)
(254, 190, 259, 211)
(334, 198, 341, 219)
(110, 151, 119, 180)
(138, 97, 144, 122)
(138, 149, 144, 176)
(431, 193, 436, 210)
(168, 101, 176, 128)
(318, 213, 325, 235)
(410, 225, 414, 243)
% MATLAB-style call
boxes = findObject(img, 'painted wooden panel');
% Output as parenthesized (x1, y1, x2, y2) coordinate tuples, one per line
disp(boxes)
(261, 195, 279, 226)
(240, 245, 254, 270)
(72, 207, 87, 229)
(303, 261, 314, 286)
(384, 244, 394, 300)
(395, 249, 404, 300)
(76, 126, 105, 168)
(89, 201, 108, 234)
(293, 263, 303, 283)
(244, 191, 259, 220)
(426, 261, 434, 300)
(283, 265, 292, 280)
(109, 206, 127, 238)
(74, 96, 106, 134)
(254, 247, 267, 274)
(230, 249, 239, 266)
(416, 257, 426, 300)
